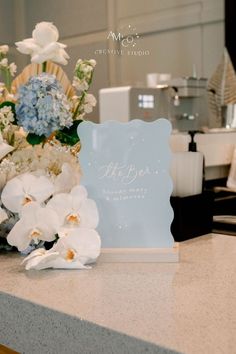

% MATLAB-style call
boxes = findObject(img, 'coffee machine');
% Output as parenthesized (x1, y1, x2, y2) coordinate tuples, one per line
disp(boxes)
(168, 77, 208, 131)
(99, 77, 209, 131)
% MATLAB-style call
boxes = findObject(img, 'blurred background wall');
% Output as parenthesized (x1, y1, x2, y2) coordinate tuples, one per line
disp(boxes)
(0, 0, 224, 121)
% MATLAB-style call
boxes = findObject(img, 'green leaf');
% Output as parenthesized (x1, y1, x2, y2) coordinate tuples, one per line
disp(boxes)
(0, 100, 15, 110)
(56, 120, 83, 146)
(26, 133, 46, 146)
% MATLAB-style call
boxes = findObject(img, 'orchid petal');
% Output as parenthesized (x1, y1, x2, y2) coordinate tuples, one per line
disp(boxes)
(20, 201, 41, 218)
(7, 219, 33, 252)
(47, 194, 72, 225)
(48, 185, 99, 229)
(22, 248, 47, 264)
(55, 228, 101, 264)
(70, 185, 88, 212)
(7, 203, 59, 251)
(48, 258, 89, 269)
(1, 174, 54, 213)
(26, 254, 88, 270)
(70, 185, 88, 202)
(22, 174, 54, 203)
(0, 141, 14, 160)
(22, 228, 101, 270)
(54, 163, 80, 194)
(79, 199, 99, 229)
(1, 177, 26, 213)
(36, 208, 60, 241)
(24, 252, 60, 270)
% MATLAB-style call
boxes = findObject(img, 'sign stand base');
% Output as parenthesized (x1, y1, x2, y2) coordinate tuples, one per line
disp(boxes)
(99, 243, 179, 263)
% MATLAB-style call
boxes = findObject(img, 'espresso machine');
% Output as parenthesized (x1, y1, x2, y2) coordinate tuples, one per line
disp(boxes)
(99, 77, 209, 132)
(168, 77, 209, 131)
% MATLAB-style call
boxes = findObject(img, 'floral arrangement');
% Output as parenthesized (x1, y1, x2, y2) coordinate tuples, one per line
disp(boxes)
(0, 22, 101, 269)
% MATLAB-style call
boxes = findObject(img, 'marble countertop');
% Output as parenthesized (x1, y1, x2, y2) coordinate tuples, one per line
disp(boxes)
(0, 233, 236, 354)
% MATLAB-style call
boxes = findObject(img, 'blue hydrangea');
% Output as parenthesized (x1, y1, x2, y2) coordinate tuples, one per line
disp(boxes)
(16, 73, 73, 137)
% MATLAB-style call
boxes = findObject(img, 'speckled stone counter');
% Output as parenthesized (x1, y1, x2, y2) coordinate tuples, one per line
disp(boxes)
(0, 234, 236, 354)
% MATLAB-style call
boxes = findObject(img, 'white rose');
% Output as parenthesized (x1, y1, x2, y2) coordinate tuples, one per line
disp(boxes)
(15, 22, 69, 65)
(32, 22, 59, 46)
(15, 38, 39, 55)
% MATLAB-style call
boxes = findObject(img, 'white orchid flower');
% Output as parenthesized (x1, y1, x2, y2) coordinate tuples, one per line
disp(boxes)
(22, 228, 101, 270)
(1, 173, 54, 213)
(54, 163, 80, 194)
(23, 250, 61, 270)
(0, 207, 8, 224)
(47, 185, 99, 231)
(7, 202, 59, 251)
(15, 22, 69, 65)
(56, 228, 101, 266)
(0, 132, 14, 160)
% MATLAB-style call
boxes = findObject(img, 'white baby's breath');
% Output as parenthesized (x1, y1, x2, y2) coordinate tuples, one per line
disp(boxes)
(0, 45, 9, 54)
(0, 58, 8, 67)
(83, 93, 97, 114)
(0, 106, 14, 130)
(89, 59, 96, 67)
(72, 77, 89, 91)
(9, 62, 17, 76)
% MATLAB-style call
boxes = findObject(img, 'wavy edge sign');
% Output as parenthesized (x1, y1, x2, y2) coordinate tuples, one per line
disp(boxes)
(78, 119, 178, 262)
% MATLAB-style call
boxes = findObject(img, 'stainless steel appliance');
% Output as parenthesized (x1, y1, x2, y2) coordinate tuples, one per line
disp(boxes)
(99, 77, 209, 132)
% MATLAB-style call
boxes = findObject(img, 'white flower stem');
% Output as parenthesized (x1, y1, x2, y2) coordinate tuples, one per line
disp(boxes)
(73, 91, 86, 120)
(0, 53, 12, 92)
(72, 70, 94, 120)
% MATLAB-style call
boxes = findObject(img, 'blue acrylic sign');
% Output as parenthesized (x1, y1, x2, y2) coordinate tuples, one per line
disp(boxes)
(78, 119, 174, 248)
